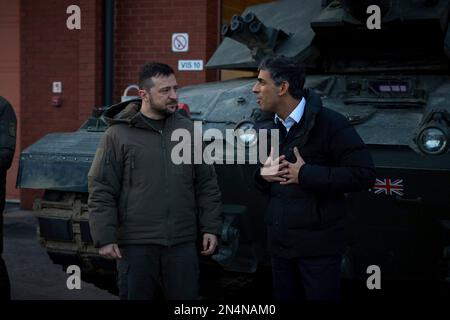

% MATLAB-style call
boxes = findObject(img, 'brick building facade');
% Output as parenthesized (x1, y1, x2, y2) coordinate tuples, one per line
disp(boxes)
(18, 0, 105, 207)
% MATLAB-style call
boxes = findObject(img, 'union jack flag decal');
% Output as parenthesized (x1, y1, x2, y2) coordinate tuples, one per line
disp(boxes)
(371, 178, 404, 196)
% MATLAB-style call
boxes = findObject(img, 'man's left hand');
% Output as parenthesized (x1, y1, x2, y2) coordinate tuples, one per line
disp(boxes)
(201, 233, 218, 256)
(280, 147, 306, 185)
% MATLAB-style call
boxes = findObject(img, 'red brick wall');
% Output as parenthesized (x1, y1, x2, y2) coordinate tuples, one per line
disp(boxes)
(20, 0, 103, 209)
(114, 0, 220, 101)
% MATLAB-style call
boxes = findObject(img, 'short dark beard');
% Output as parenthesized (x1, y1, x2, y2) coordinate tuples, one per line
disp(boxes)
(154, 107, 174, 118)
(149, 95, 176, 118)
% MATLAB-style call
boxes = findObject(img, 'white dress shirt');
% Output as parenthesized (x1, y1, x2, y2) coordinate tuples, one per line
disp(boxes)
(274, 97, 306, 133)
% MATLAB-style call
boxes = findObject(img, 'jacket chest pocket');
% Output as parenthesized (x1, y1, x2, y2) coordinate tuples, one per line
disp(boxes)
(118, 147, 135, 223)
(123, 145, 161, 187)
(122, 147, 137, 186)
(128, 148, 136, 185)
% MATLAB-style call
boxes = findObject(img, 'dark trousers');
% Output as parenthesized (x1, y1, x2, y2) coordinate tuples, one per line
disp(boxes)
(117, 242, 199, 300)
(1, 174, 10, 300)
(271, 254, 341, 301)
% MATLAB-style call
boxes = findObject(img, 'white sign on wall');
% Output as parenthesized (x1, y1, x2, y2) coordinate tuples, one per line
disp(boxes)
(52, 81, 62, 93)
(178, 60, 203, 71)
(172, 33, 189, 52)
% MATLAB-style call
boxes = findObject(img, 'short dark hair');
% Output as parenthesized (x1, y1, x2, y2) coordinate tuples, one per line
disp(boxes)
(138, 62, 175, 89)
(258, 56, 305, 100)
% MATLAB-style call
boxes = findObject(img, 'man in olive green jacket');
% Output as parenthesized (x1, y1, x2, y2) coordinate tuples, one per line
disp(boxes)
(0, 96, 17, 300)
(88, 62, 222, 300)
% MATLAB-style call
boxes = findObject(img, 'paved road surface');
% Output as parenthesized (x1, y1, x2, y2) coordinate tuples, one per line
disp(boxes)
(3, 203, 117, 300)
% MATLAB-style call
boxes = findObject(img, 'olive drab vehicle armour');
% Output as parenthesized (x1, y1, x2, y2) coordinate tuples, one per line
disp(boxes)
(17, 0, 450, 294)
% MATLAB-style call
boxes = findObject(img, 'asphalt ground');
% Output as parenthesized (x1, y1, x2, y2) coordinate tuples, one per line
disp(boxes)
(3, 202, 117, 300)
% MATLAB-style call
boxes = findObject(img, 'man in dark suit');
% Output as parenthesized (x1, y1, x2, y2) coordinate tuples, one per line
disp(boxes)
(0, 96, 17, 300)
(253, 56, 376, 301)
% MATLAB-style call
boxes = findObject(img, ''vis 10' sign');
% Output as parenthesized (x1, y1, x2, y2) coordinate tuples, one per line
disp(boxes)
(178, 60, 204, 71)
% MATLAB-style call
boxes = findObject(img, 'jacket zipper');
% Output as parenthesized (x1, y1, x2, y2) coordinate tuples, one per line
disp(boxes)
(160, 127, 172, 247)
(138, 112, 173, 247)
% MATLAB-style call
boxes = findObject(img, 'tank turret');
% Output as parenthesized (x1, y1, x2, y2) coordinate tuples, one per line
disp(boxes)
(221, 12, 288, 61)
(206, 0, 322, 69)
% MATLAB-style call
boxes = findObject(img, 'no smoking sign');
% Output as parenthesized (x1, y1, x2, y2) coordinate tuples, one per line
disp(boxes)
(172, 33, 189, 52)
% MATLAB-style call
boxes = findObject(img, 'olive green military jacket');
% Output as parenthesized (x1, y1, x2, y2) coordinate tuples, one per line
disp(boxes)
(88, 100, 222, 248)
(0, 96, 16, 174)
(0, 96, 17, 255)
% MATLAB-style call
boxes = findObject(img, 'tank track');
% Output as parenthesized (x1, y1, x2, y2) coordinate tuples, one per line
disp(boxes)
(33, 191, 118, 294)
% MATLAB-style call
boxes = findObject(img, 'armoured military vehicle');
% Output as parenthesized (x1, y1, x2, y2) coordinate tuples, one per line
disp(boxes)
(17, 0, 450, 297)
